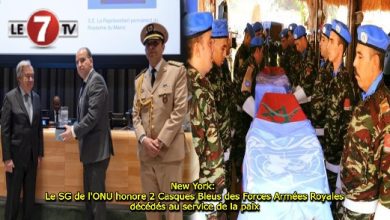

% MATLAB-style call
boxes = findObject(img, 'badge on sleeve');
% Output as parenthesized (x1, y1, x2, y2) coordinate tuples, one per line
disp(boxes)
(343, 98, 351, 111)
(384, 134, 390, 153)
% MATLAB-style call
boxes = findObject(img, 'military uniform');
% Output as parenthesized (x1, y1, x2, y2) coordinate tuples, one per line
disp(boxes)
(294, 43, 317, 120)
(311, 60, 333, 129)
(187, 65, 225, 193)
(233, 44, 250, 75)
(323, 66, 359, 191)
(340, 79, 390, 219)
(231, 54, 261, 179)
(287, 46, 302, 88)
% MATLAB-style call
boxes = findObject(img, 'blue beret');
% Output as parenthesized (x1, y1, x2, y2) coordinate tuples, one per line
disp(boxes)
(250, 36, 264, 48)
(184, 12, 213, 38)
(211, 19, 228, 38)
(253, 22, 263, 32)
(357, 24, 390, 53)
(280, 28, 288, 39)
(293, 25, 306, 40)
(245, 23, 255, 38)
(321, 23, 332, 38)
(288, 23, 297, 32)
(331, 19, 351, 44)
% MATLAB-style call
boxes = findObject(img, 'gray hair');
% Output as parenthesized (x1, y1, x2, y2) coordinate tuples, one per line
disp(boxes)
(16, 60, 32, 78)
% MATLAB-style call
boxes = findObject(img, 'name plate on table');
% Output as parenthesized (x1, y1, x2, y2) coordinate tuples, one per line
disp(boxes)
(55, 128, 65, 141)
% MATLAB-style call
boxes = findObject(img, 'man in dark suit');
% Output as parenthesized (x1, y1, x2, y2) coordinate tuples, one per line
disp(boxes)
(49, 95, 61, 124)
(1, 60, 44, 220)
(61, 47, 113, 220)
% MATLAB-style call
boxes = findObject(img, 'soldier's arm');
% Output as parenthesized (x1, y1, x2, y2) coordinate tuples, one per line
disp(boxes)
(378, 110, 390, 211)
(157, 64, 188, 147)
(190, 88, 206, 157)
(132, 76, 146, 142)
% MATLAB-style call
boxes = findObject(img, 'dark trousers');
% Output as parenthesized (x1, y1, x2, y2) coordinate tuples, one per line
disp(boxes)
(5, 156, 37, 220)
(83, 158, 110, 220)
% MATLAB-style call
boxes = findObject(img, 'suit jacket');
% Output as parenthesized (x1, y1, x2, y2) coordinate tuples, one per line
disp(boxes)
(132, 59, 188, 163)
(49, 110, 59, 123)
(1, 87, 44, 168)
(74, 70, 113, 164)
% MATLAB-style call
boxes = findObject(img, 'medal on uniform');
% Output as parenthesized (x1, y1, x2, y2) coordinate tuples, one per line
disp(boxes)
(163, 94, 168, 103)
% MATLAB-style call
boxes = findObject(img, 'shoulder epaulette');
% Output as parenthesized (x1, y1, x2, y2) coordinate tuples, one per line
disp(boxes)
(168, 60, 183, 67)
(135, 68, 148, 80)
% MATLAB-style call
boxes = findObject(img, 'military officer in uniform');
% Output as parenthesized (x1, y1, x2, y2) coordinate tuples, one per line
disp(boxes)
(208, 19, 233, 189)
(132, 22, 188, 220)
(286, 23, 301, 87)
(278, 28, 291, 73)
(230, 37, 264, 184)
(233, 23, 254, 74)
(292, 25, 317, 120)
(311, 23, 333, 137)
(340, 24, 390, 219)
(184, 12, 225, 220)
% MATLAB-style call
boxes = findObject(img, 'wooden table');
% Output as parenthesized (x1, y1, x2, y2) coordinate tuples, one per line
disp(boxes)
(0, 129, 199, 202)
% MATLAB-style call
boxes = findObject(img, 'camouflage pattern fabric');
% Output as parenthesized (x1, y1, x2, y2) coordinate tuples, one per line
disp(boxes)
(286, 46, 301, 88)
(340, 80, 390, 218)
(208, 63, 233, 191)
(324, 66, 359, 165)
(230, 55, 261, 179)
(311, 61, 333, 129)
(293, 44, 317, 120)
(187, 66, 225, 194)
(233, 44, 250, 75)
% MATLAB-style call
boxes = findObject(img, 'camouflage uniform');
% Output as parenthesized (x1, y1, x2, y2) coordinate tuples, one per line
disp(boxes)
(278, 45, 292, 75)
(230, 55, 261, 179)
(324, 66, 359, 168)
(233, 44, 250, 75)
(286, 46, 301, 88)
(311, 60, 333, 129)
(340, 78, 390, 219)
(294, 44, 317, 120)
(187, 65, 225, 194)
(208, 63, 233, 190)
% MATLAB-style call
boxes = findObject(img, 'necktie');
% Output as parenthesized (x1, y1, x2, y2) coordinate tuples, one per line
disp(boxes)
(55, 111, 59, 123)
(79, 82, 86, 99)
(151, 68, 156, 87)
(24, 94, 32, 123)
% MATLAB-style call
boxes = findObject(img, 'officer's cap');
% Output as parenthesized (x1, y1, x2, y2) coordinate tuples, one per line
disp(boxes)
(184, 12, 213, 38)
(253, 22, 263, 32)
(331, 19, 351, 44)
(250, 36, 264, 48)
(293, 25, 306, 40)
(357, 24, 390, 53)
(288, 23, 297, 32)
(280, 28, 288, 39)
(211, 19, 228, 38)
(140, 23, 168, 45)
(321, 23, 332, 38)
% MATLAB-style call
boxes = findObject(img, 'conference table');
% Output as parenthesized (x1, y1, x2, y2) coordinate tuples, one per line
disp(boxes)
(0, 129, 199, 203)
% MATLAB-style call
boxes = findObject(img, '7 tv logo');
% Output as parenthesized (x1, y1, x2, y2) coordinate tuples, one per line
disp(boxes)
(8, 9, 78, 47)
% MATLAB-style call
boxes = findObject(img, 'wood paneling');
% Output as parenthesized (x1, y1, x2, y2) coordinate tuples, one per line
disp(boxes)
(0, 129, 198, 203)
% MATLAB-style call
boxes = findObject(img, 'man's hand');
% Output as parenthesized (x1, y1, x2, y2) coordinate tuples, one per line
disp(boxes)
(142, 137, 160, 157)
(152, 139, 164, 149)
(60, 125, 74, 141)
(4, 160, 14, 173)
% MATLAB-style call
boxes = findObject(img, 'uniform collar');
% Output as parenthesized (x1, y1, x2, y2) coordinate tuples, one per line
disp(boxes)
(362, 72, 383, 101)
(149, 59, 163, 76)
(332, 62, 344, 77)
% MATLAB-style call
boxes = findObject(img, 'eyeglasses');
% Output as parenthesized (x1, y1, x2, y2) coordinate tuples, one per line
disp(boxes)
(145, 40, 161, 47)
